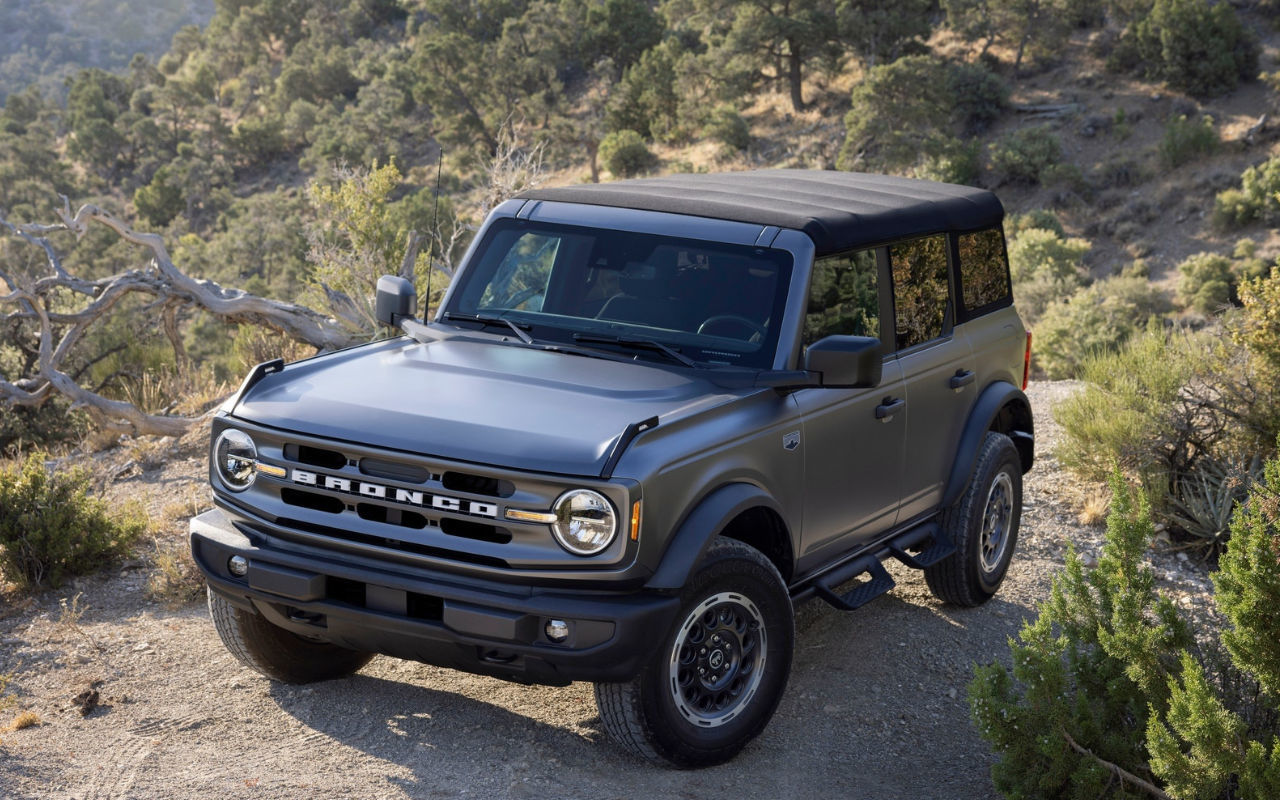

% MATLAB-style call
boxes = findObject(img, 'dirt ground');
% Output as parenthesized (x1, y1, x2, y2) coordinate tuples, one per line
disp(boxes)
(0, 381, 1218, 799)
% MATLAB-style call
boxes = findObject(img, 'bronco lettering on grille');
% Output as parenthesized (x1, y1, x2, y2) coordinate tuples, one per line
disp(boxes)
(289, 469, 498, 519)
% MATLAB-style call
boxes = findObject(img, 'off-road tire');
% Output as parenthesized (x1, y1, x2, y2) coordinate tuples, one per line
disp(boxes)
(925, 431, 1022, 607)
(594, 538, 793, 768)
(208, 589, 374, 683)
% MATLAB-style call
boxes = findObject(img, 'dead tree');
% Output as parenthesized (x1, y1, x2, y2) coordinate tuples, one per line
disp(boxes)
(0, 198, 359, 437)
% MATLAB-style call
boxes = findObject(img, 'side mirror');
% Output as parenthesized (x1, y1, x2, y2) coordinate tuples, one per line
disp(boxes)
(375, 275, 417, 327)
(804, 335, 882, 388)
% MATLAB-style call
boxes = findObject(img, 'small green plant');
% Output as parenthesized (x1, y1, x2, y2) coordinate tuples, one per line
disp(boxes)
(0, 452, 146, 590)
(598, 129, 656, 178)
(1159, 114, 1218, 168)
(988, 125, 1065, 185)
(1007, 227, 1091, 325)
(1213, 155, 1280, 229)
(1176, 251, 1234, 313)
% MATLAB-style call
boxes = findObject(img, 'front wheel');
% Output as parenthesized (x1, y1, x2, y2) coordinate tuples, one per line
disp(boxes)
(594, 538, 794, 768)
(208, 589, 374, 683)
(924, 431, 1023, 606)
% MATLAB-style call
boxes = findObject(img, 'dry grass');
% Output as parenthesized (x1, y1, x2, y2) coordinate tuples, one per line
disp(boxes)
(1078, 488, 1111, 527)
(7, 711, 38, 731)
(147, 537, 205, 608)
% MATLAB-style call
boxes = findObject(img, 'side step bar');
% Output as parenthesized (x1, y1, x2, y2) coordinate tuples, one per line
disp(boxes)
(808, 521, 955, 612)
(813, 555, 894, 611)
(886, 522, 954, 569)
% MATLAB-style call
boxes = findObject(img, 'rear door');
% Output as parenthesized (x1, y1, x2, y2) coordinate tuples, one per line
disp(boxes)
(795, 247, 906, 569)
(888, 234, 980, 522)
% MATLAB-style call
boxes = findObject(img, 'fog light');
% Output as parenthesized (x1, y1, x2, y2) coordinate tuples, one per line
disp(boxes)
(544, 619, 570, 643)
(227, 555, 248, 577)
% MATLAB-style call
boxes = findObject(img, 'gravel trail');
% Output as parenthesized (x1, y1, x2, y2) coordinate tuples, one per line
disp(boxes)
(2, 381, 1185, 799)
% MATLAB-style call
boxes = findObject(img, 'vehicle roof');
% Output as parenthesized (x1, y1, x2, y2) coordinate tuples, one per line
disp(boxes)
(517, 169, 1004, 256)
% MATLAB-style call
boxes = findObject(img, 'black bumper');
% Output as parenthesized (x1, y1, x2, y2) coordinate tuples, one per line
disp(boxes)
(190, 508, 680, 686)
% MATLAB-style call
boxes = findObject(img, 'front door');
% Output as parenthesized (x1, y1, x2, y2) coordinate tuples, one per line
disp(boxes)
(795, 247, 906, 573)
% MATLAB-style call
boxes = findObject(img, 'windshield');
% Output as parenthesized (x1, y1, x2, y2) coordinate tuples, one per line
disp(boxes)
(447, 219, 793, 369)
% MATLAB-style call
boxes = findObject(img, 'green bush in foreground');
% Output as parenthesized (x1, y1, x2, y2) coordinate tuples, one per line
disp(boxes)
(971, 472, 1189, 798)
(973, 460, 1280, 799)
(1159, 114, 1218, 169)
(0, 452, 146, 590)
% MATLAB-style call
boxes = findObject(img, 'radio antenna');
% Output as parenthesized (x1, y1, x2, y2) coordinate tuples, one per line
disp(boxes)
(425, 149, 443, 320)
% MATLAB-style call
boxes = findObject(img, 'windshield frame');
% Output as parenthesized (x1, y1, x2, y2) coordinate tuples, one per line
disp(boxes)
(439, 201, 813, 371)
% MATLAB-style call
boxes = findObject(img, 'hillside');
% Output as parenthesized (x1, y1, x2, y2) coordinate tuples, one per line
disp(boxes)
(0, 0, 214, 103)
(0, 0, 1277, 440)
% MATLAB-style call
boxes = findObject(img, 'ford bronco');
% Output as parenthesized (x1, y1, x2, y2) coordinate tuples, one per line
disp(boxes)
(191, 169, 1034, 768)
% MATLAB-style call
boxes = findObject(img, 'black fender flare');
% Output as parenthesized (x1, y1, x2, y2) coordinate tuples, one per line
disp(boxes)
(941, 380, 1033, 509)
(644, 483, 788, 591)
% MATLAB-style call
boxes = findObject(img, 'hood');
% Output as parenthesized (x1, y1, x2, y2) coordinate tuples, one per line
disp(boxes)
(232, 336, 749, 477)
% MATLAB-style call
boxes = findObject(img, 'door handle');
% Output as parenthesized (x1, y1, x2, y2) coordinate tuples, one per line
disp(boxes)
(875, 397, 905, 420)
(949, 369, 975, 391)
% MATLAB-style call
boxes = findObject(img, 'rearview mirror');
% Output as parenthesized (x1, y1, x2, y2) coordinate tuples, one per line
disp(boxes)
(375, 275, 417, 327)
(804, 335, 882, 388)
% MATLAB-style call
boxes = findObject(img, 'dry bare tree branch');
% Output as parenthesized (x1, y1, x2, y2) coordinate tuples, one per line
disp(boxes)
(0, 200, 360, 437)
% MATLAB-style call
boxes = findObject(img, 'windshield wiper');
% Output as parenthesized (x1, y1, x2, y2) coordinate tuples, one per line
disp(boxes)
(442, 312, 534, 345)
(573, 333, 699, 368)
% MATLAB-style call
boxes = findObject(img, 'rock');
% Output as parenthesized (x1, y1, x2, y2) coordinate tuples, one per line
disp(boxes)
(947, 688, 958, 700)
(1081, 552, 1098, 568)
(133, 641, 151, 652)
(1176, 552, 1189, 562)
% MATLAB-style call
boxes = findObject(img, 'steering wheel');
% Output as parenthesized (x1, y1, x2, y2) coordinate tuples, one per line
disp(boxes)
(697, 315, 767, 340)
(502, 286, 541, 310)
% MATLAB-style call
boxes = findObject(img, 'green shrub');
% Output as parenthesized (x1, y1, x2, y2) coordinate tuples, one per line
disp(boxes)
(988, 125, 1065, 185)
(1008, 227, 1091, 325)
(1055, 325, 1195, 482)
(914, 139, 981, 185)
(1158, 114, 1218, 168)
(606, 45, 680, 141)
(1212, 156, 1280, 229)
(970, 471, 1189, 798)
(0, 452, 146, 590)
(703, 105, 751, 152)
(599, 130, 656, 178)
(1006, 209, 1065, 238)
(1129, 0, 1258, 97)
(974, 459, 1280, 799)
(132, 165, 184, 228)
(1034, 275, 1171, 378)
(1177, 251, 1235, 313)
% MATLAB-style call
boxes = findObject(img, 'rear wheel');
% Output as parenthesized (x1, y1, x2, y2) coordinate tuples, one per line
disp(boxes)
(594, 538, 793, 768)
(208, 589, 374, 683)
(925, 431, 1023, 607)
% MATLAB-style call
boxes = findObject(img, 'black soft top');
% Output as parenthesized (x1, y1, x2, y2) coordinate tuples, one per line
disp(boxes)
(518, 169, 1004, 256)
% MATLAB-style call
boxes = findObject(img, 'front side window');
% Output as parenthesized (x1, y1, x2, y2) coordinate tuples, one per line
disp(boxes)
(957, 228, 1011, 313)
(449, 219, 793, 369)
(802, 248, 878, 348)
(890, 234, 950, 350)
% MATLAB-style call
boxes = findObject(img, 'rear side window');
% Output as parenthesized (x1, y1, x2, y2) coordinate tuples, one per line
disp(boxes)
(957, 228, 1011, 313)
(802, 248, 878, 348)
(889, 235, 950, 349)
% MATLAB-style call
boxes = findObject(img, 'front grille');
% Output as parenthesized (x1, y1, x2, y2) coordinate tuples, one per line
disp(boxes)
(285, 444, 347, 470)
(281, 488, 344, 514)
(273, 517, 510, 568)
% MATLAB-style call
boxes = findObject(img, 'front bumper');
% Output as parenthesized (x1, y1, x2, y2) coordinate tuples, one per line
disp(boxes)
(191, 508, 680, 686)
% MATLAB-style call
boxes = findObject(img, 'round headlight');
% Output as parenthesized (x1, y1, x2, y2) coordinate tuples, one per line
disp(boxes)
(214, 429, 257, 492)
(551, 489, 617, 556)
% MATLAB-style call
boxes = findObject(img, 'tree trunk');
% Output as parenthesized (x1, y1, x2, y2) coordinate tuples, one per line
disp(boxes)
(787, 41, 804, 112)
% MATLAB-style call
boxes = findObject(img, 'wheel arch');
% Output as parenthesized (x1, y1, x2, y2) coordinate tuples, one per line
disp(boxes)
(941, 381, 1034, 509)
(645, 483, 793, 591)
